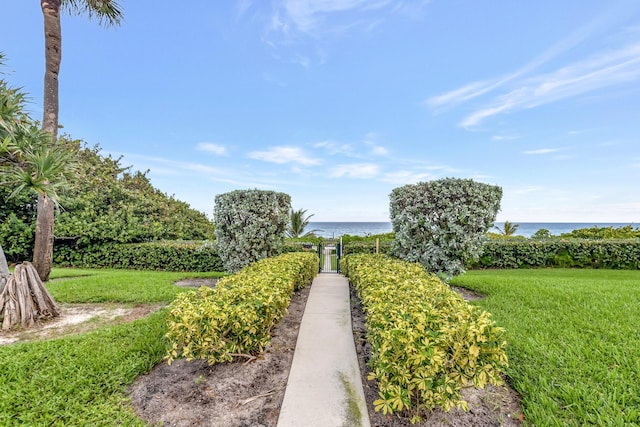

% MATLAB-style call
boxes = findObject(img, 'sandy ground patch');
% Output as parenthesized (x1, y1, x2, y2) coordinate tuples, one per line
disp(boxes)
(0, 303, 163, 345)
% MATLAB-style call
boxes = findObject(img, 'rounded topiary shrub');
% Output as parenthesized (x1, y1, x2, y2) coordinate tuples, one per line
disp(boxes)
(390, 178, 502, 280)
(214, 189, 291, 273)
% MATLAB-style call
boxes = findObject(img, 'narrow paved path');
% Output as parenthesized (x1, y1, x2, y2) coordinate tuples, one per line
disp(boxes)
(277, 273, 370, 427)
(323, 246, 334, 272)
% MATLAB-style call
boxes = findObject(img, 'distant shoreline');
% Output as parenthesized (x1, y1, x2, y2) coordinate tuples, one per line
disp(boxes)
(308, 222, 637, 239)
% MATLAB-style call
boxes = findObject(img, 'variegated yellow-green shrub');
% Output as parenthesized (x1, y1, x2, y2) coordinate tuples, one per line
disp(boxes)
(165, 252, 318, 365)
(342, 254, 508, 424)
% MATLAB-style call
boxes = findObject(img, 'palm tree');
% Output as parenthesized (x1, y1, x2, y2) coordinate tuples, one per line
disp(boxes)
(34, 0, 123, 281)
(1, 57, 76, 282)
(287, 209, 321, 238)
(495, 220, 520, 237)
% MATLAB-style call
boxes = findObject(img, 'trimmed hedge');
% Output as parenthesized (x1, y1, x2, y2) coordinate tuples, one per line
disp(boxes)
(53, 241, 224, 272)
(473, 239, 640, 269)
(165, 252, 318, 365)
(343, 254, 508, 423)
(342, 240, 393, 255)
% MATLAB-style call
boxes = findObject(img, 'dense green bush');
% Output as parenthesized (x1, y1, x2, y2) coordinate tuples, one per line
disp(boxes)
(343, 254, 508, 423)
(0, 211, 35, 263)
(472, 239, 640, 269)
(340, 232, 395, 243)
(55, 139, 216, 245)
(559, 225, 640, 239)
(342, 240, 393, 255)
(1, 138, 216, 264)
(54, 241, 224, 272)
(214, 189, 291, 273)
(166, 252, 318, 365)
(279, 240, 318, 253)
(390, 178, 502, 280)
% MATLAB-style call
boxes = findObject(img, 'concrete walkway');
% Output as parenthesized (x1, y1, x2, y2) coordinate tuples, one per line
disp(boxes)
(277, 273, 370, 427)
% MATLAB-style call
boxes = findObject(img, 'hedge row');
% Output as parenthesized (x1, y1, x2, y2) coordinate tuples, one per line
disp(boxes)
(473, 239, 640, 269)
(342, 241, 393, 256)
(165, 252, 318, 365)
(342, 254, 508, 423)
(53, 241, 224, 272)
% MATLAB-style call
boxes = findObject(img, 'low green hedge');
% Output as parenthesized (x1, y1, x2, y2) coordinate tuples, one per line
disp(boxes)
(342, 254, 508, 423)
(165, 252, 318, 365)
(474, 239, 640, 269)
(54, 241, 224, 272)
(342, 240, 393, 255)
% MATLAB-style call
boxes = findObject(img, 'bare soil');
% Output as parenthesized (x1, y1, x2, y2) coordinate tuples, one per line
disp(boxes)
(0, 303, 162, 345)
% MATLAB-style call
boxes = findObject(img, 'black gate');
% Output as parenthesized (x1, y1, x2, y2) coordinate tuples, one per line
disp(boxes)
(317, 240, 341, 273)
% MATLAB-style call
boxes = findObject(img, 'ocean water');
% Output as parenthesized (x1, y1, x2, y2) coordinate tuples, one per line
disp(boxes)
(308, 222, 636, 239)
(309, 222, 392, 238)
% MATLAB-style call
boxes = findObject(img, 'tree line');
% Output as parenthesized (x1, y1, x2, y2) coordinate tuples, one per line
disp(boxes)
(1, 69, 215, 267)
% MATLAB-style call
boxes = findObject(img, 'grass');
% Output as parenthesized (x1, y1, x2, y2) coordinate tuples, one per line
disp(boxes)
(451, 269, 640, 426)
(48, 268, 225, 303)
(0, 267, 225, 426)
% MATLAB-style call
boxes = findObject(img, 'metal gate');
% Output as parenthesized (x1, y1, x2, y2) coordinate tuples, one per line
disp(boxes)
(317, 240, 341, 273)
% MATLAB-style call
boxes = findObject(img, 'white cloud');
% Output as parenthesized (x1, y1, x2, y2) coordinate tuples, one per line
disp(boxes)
(236, 0, 253, 17)
(278, 0, 392, 33)
(508, 185, 546, 195)
(197, 143, 227, 155)
(329, 163, 379, 178)
(268, 0, 430, 38)
(427, 5, 632, 112)
(523, 148, 561, 155)
(363, 133, 389, 156)
(248, 146, 322, 165)
(426, 79, 500, 111)
(382, 170, 432, 184)
(491, 134, 520, 141)
(313, 140, 355, 156)
(459, 42, 640, 128)
(371, 145, 389, 156)
(293, 54, 311, 68)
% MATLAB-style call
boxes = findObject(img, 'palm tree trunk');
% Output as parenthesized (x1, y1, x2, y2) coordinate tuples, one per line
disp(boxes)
(32, 194, 55, 282)
(41, 0, 61, 138)
(35, 0, 62, 282)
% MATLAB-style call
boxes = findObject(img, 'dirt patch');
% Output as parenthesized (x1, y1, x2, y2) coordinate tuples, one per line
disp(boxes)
(350, 283, 523, 426)
(129, 285, 311, 427)
(450, 285, 485, 302)
(0, 303, 163, 345)
(174, 278, 220, 288)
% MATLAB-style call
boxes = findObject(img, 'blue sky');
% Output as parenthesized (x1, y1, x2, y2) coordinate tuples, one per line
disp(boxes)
(3, 1, 640, 222)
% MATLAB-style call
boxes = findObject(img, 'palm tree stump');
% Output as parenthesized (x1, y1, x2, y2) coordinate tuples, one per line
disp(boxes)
(0, 262, 60, 330)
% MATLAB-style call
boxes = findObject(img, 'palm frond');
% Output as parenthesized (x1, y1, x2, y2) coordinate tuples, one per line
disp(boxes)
(0, 126, 76, 207)
(62, 0, 124, 27)
(287, 208, 318, 238)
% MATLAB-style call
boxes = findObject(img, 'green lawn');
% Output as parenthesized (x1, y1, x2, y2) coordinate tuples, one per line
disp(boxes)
(0, 267, 225, 426)
(48, 268, 225, 303)
(451, 269, 640, 426)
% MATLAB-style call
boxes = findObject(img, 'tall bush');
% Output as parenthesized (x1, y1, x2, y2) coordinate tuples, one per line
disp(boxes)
(214, 189, 291, 273)
(390, 178, 502, 280)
